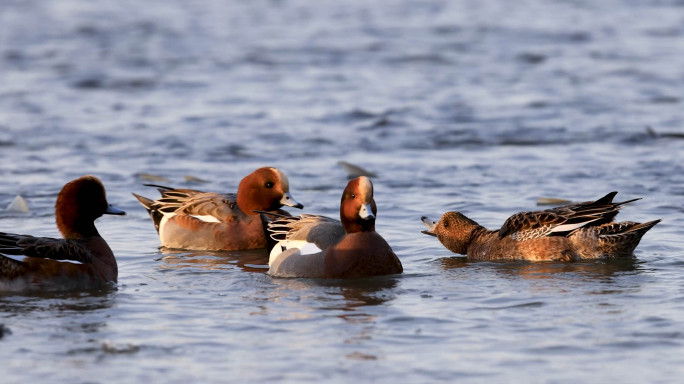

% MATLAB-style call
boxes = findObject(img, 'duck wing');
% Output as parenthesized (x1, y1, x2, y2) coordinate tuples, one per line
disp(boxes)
(267, 214, 345, 250)
(133, 185, 238, 231)
(498, 191, 639, 241)
(0, 232, 92, 264)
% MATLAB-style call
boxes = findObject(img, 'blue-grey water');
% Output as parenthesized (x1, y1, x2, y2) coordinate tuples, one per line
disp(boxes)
(1, 0, 683, 382)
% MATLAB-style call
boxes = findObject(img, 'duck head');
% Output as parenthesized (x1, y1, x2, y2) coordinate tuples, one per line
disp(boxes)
(55, 175, 125, 239)
(237, 167, 303, 214)
(340, 176, 377, 233)
(421, 211, 479, 255)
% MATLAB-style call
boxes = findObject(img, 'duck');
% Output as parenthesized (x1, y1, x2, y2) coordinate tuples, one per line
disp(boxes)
(133, 167, 303, 251)
(266, 176, 403, 278)
(0, 175, 125, 291)
(421, 191, 660, 261)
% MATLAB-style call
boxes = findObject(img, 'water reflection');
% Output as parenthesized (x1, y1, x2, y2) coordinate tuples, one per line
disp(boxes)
(440, 256, 643, 282)
(440, 257, 646, 294)
(158, 247, 270, 273)
(320, 278, 400, 358)
(494, 259, 642, 281)
(0, 289, 116, 350)
(266, 276, 399, 358)
(267, 276, 400, 312)
(257, 276, 392, 361)
(317, 277, 400, 310)
(0, 289, 116, 313)
(439, 256, 469, 269)
(439, 257, 649, 308)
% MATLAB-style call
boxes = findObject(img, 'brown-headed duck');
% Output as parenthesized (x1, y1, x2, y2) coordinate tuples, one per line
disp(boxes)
(422, 191, 660, 261)
(267, 176, 403, 278)
(0, 175, 125, 291)
(133, 167, 303, 251)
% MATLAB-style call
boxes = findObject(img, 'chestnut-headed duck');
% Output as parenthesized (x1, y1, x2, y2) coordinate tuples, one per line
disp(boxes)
(133, 167, 303, 251)
(0, 176, 125, 291)
(267, 176, 403, 278)
(422, 191, 660, 261)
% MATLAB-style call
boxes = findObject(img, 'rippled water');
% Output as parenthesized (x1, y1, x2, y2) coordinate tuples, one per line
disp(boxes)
(1, 0, 684, 382)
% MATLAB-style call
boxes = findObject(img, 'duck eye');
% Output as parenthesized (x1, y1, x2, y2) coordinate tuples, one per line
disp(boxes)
(351, 193, 356, 199)
(443, 220, 449, 228)
(265, 182, 274, 188)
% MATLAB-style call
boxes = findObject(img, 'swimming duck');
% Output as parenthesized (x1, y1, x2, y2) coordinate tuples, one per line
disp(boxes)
(133, 167, 303, 251)
(421, 191, 660, 261)
(0, 175, 125, 291)
(267, 176, 403, 278)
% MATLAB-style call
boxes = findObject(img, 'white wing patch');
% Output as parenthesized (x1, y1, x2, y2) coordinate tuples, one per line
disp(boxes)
(2, 254, 26, 263)
(189, 215, 222, 223)
(157, 212, 222, 242)
(157, 210, 223, 222)
(269, 240, 323, 266)
(509, 217, 604, 241)
(549, 217, 602, 235)
(1, 254, 83, 265)
(56, 259, 83, 265)
(297, 242, 323, 255)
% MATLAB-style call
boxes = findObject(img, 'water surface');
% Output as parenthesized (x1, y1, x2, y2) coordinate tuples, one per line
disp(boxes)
(1, 0, 684, 382)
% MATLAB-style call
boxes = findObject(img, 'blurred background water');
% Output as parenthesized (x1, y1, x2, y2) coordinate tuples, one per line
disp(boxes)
(1, 0, 683, 382)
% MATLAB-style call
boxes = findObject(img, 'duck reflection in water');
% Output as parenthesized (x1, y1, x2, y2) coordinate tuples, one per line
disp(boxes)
(0, 289, 115, 343)
(0, 289, 116, 312)
(320, 277, 400, 310)
(440, 256, 642, 284)
(157, 248, 270, 273)
(267, 276, 400, 359)
(268, 276, 399, 311)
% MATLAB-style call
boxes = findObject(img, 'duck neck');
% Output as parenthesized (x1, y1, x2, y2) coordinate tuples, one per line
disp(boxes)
(56, 212, 99, 239)
(342, 217, 375, 233)
(237, 187, 282, 215)
(236, 192, 259, 215)
(466, 227, 498, 257)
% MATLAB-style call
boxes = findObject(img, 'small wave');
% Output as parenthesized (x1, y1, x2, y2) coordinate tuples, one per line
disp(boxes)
(72, 76, 157, 90)
(473, 301, 545, 310)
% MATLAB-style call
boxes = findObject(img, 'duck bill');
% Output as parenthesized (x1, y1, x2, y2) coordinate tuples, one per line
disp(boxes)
(105, 204, 126, 215)
(421, 216, 437, 236)
(359, 203, 375, 220)
(280, 192, 304, 209)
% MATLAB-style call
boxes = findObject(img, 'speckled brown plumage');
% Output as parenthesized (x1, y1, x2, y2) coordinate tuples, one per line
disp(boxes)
(0, 253, 27, 280)
(422, 192, 660, 261)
